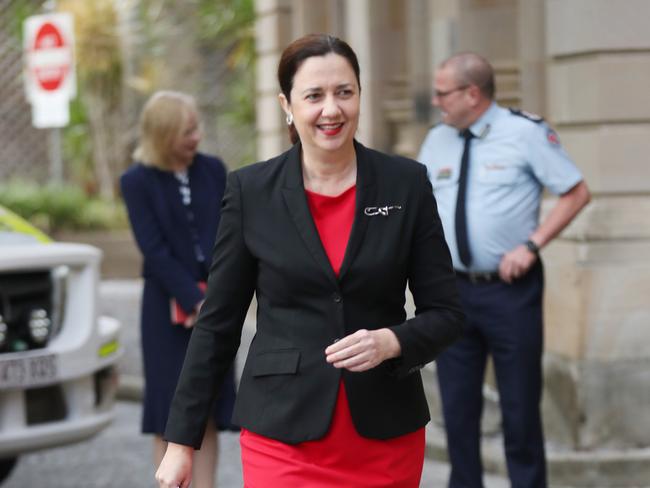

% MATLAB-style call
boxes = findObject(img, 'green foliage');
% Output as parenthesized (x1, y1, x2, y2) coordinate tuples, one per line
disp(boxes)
(62, 96, 95, 190)
(196, 0, 256, 168)
(196, 0, 254, 48)
(56, 0, 125, 200)
(60, 0, 123, 104)
(0, 180, 128, 232)
(3, 0, 41, 40)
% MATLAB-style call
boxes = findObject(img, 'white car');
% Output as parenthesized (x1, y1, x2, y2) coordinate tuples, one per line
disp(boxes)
(0, 205, 122, 483)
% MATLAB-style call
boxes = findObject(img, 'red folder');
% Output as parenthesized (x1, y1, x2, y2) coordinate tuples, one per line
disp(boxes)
(171, 281, 207, 325)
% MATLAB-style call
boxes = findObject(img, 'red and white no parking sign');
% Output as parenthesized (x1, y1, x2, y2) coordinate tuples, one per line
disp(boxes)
(24, 13, 76, 128)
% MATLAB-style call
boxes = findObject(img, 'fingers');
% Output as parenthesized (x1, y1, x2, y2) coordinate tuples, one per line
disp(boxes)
(498, 259, 512, 283)
(332, 350, 375, 370)
(154, 474, 180, 488)
(500, 245, 536, 283)
(155, 473, 187, 488)
(325, 329, 399, 372)
(183, 312, 196, 328)
(325, 330, 366, 357)
(154, 444, 193, 488)
(333, 359, 377, 372)
(325, 330, 376, 370)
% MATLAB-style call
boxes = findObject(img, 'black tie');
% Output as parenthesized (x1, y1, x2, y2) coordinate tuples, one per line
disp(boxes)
(455, 129, 474, 267)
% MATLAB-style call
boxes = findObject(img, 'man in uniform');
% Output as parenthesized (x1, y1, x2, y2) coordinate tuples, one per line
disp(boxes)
(417, 52, 590, 488)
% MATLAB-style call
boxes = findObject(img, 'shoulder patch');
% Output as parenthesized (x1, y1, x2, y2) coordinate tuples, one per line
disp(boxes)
(508, 108, 544, 124)
(546, 127, 561, 146)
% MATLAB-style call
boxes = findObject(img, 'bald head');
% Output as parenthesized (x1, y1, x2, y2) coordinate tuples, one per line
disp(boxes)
(440, 52, 495, 100)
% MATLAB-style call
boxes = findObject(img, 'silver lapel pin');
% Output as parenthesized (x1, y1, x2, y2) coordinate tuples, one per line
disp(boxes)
(364, 205, 402, 217)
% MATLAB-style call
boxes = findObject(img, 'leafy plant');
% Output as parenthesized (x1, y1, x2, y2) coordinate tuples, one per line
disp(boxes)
(0, 180, 128, 232)
(3, 0, 41, 40)
(58, 0, 125, 200)
(136, 0, 256, 169)
(197, 0, 256, 167)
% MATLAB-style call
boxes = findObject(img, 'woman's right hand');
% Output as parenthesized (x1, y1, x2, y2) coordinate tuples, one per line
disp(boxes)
(155, 442, 193, 488)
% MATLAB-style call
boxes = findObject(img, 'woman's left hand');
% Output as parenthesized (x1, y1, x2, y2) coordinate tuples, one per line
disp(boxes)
(325, 328, 401, 372)
(182, 313, 197, 328)
(182, 301, 205, 328)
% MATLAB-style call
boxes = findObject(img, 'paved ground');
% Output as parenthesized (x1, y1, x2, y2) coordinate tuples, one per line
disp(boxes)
(3, 400, 510, 488)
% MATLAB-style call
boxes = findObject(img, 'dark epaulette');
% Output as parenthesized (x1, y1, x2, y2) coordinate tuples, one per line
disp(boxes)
(508, 108, 544, 124)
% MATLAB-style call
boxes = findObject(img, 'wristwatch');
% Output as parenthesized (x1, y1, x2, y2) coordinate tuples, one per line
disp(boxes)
(525, 239, 540, 256)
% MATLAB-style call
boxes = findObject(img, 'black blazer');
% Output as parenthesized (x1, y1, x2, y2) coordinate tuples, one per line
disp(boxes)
(165, 141, 464, 448)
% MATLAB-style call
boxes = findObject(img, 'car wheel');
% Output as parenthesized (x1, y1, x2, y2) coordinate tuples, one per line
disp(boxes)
(0, 457, 18, 484)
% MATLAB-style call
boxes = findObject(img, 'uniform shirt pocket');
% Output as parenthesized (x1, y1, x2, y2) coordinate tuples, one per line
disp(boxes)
(477, 162, 521, 185)
(431, 165, 459, 190)
(251, 349, 301, 377)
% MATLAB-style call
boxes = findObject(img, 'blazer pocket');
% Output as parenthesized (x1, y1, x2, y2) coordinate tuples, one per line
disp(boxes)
(251, 349, 301, 377)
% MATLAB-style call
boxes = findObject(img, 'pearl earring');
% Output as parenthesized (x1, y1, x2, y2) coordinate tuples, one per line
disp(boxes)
(286, 112, 293, 125)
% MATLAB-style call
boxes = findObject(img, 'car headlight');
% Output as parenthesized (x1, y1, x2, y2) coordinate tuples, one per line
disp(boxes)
(0, 315, 7, 348)
(28, 308, 51, 344)
(50, 265, 69, 338)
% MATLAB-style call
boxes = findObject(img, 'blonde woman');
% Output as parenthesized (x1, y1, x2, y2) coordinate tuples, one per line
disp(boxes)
(121, 91, 237, 488)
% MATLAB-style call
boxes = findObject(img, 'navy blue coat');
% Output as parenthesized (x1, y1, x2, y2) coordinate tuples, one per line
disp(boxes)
(121, 152, 236, 434)
(121, 153, 226, 310)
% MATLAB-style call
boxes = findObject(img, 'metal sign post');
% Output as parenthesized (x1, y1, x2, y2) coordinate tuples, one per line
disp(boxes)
(23, 8, 76, 183)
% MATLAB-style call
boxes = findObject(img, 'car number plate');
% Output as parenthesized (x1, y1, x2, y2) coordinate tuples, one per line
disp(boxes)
(0, 354, 58, 388)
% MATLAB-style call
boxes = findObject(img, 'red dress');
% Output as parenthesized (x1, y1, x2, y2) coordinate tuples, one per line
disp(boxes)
(240, 185, 425, 487)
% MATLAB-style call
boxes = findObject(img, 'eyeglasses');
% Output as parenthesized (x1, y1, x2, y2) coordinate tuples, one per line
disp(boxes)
(434, 85, 469, 98)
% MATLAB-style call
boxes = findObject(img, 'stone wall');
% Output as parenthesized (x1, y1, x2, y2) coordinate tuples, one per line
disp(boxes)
(542, 0, 650, 452)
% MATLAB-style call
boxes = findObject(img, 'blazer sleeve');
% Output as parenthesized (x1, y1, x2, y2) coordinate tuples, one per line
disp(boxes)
(165, 171, 256, 448)
(388, 164, 464, 377)
(120, 169, 204, 311)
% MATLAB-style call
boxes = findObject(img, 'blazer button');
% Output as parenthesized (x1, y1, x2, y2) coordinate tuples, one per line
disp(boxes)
(332, 293, 342, 303)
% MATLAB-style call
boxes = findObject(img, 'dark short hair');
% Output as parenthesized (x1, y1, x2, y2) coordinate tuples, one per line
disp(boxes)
(278, 34, 361, 144)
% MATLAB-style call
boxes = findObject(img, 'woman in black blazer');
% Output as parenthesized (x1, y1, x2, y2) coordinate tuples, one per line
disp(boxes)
(157, 36, 463, 488)
(120, 91, 236, 488)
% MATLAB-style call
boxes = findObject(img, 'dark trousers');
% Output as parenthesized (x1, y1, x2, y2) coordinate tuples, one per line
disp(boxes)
(437, 263, 547, 488)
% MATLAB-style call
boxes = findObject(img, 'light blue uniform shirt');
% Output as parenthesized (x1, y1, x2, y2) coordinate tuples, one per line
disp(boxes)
(418, 102, 583, 272)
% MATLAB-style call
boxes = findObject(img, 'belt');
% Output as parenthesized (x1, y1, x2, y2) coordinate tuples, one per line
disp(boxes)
(454, 270, 501, 284)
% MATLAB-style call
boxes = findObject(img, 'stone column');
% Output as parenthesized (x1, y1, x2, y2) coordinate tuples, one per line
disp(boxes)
(459, 0, 519, 107)
(382, 0, 431, 158)
(542, 0, 650, 484)
(344, 0, 406, 151)
(291, 0, 344, 37)
(255, 0, 293, 160)
(517, 0, 546, 115)
(343, 0, 377, 148)
(426, 0, 519, 113)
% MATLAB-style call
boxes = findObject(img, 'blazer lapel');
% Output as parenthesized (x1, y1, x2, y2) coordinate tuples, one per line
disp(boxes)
(281, 144, 339, 287)
(338, 141, 377, 281)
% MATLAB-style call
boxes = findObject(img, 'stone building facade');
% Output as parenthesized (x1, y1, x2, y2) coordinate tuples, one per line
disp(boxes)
(253, 1, 650, 486)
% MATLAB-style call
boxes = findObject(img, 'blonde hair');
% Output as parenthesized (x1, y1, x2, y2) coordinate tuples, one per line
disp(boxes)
(133, 90, 200, 169)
